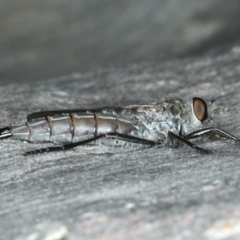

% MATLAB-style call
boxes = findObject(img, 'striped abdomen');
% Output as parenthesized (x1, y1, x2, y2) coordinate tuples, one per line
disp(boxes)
(10, 112, 135, 143)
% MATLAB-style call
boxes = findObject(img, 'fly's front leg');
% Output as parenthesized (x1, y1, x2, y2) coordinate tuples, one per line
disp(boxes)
(0, 126, 11, 139)
(183, 128, 240, 142)
(23, 133, 156, 156)
(171, 127, 240, 154)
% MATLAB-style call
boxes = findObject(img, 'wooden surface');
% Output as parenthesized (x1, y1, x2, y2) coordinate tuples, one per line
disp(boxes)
(1, 47, 240, 239)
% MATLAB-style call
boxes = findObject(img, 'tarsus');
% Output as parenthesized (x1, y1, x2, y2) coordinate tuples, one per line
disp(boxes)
(0, 126, 11, 139)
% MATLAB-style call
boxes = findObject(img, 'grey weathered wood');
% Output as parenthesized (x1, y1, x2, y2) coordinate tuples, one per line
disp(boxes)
(1, 47, 240, 239)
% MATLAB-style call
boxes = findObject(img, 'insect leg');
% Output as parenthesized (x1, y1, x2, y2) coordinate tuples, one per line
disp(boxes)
(183, 128, 240, 142)
(168, 132, 213, 154)
(23, 133, 156, 156)
(0, 126, 11, 139)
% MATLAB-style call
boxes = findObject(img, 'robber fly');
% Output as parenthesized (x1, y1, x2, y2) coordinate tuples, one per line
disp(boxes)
(0, 97, 239, 155)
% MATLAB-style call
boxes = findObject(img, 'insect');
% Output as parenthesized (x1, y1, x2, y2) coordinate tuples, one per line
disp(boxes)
(0, 97, 239, 155)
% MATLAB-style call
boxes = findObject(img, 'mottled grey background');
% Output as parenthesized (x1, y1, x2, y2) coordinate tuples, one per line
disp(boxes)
(1, 1, 240, 240)
(1, 0, 240, 83)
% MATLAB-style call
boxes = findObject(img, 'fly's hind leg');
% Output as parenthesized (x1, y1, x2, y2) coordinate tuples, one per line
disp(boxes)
(23, 133, 156, 156)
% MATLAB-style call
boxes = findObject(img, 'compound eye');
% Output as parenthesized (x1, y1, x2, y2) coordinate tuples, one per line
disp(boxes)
(193, 97, 208, 122)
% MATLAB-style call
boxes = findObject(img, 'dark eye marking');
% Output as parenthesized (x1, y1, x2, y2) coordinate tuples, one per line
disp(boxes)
(193, 97, 208, 122)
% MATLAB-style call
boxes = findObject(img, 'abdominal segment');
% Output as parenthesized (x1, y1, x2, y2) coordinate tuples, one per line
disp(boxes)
(10, 112, 135, 143)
